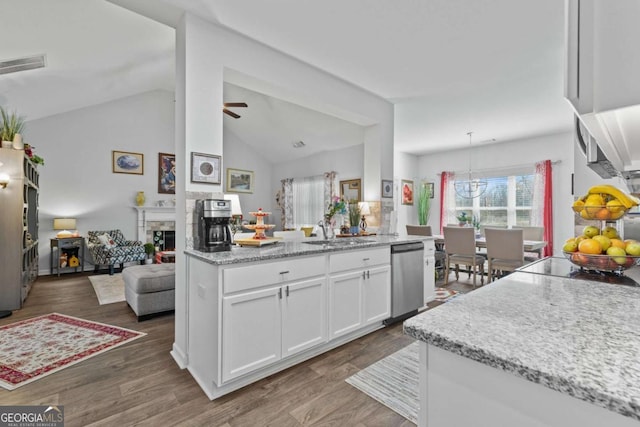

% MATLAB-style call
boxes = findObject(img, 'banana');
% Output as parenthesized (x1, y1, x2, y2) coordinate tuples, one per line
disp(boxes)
(588, 184, 639, 209)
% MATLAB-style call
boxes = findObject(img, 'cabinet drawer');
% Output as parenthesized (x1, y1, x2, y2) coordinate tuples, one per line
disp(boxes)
(329, 247, 390, 274)
(223, 255, 325, 294)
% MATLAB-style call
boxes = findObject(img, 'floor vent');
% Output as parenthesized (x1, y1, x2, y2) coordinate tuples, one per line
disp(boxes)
(0, 54, 46, 75)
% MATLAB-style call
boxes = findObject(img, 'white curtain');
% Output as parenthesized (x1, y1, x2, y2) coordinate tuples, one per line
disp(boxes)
(293, 175, 325, 227)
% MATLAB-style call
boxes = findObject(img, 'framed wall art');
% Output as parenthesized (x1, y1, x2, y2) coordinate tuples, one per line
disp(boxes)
(226, 168, 254, 193)
(426, 182, 435, 198)
(191, 152, 221, 184)
(340, 179, 361, 202)
(112, 150, 144, 175)
(381, 179, 393, 198)
(401, 179, 414, 205)
(158, 152, 175, 194)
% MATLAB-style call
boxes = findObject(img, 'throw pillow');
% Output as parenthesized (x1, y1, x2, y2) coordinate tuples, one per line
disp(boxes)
(97, 233, 117, 249)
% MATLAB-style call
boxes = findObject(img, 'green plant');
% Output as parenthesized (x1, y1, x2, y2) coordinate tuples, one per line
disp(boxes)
(456, 212, 469, 224)
(417, 182, 432, 225)
(143, 243, 155, 256)
(0, 106, 25, 142)
(472, 215, 481, 231)
(348, 200, 361, 226)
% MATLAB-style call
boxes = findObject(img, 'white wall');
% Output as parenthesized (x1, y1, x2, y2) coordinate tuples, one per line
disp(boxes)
(415, 131, 575, 255)
(26, 90, 175, 274)
(394, 151, 420, 234)
(270, 144, 364, 228)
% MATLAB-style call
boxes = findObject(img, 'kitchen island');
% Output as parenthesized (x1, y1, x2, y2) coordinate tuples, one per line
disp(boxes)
(182, 235, 434, 399)
(404, 263, 640, 427)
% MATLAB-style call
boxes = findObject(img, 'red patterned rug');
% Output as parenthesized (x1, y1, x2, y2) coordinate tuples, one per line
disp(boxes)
(0, 313, 146, 390)
(434, 287, 461, 303)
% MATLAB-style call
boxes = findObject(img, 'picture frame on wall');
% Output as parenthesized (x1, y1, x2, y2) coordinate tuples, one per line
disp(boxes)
(190, 152, 221, 184)
(112, 150, 144, 175)
(401, 179, 414, 205)
(158, 152, 175, 194)
(226, 168, 254, 193)
(381, 179, 393, 198)
(427, 182, 435, 198)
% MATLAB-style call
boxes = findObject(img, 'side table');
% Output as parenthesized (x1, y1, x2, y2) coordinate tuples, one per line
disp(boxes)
(50, 236, 85, 276)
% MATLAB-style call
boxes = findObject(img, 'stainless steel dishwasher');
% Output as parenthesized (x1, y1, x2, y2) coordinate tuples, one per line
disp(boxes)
(385, 241, 424, 325)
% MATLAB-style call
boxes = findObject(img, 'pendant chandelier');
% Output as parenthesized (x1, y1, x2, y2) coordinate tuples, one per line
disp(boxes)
(454, 132, 487, 199)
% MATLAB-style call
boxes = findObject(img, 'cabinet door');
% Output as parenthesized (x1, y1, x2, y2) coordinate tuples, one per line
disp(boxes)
(222, 286, 281, 382)
(424, 241, 436, 302)
(282, 277, 327, 358)
(329, 271, 363, 339)
(362, 265, 391, 325)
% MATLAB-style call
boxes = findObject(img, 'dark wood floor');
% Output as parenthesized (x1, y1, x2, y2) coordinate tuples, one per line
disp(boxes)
(0, 272, 477, 427)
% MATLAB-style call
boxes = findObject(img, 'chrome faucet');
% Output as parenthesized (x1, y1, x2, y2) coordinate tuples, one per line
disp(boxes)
(318, 220, 327, 240)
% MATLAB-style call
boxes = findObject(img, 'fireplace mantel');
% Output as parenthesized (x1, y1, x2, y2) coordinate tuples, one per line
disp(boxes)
(134, 206, 176, 242)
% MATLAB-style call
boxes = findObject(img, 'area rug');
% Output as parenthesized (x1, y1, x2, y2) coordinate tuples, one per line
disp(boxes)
(0, 313, 146, 390)
(434, 287, 461, 303)
(88, 274, 125, 305)
(346, 342, 419, 424)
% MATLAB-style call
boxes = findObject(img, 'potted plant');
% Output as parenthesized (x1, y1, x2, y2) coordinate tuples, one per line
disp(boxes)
(348, 200, 361, 235)
(472, 215, 481, 237)
(0, 106, 25, 149)
(417, 182, 432, 225)
(143, 243, 155, 264)
(456, 212, 469, 227)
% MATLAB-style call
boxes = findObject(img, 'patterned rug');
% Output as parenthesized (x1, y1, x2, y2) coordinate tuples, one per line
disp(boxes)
(434, 287, 461, 303)
(346, 342, 419, 424)
(0, 313, 146, 390)
(88, 274, 125, 305)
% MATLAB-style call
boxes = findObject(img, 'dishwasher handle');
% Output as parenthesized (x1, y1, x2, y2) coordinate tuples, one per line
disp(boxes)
(391, 242, 424, 254)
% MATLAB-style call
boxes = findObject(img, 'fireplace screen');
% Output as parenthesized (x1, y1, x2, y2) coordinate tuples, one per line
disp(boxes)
(153, 230, 175, 251)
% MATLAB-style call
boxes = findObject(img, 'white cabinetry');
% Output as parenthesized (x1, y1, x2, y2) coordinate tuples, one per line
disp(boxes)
(221, 256, 327, 382)
(565, 0, 640, 172)
(328, 247, 391, 339)
(423, 239, 436, 302)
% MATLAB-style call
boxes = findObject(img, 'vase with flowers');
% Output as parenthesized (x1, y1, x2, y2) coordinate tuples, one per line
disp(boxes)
(348, 199, 361, 235)
(324, 196, 346, 239)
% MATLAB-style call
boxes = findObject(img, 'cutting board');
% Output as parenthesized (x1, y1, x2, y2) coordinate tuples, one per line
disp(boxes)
(234, 237, 283, 247)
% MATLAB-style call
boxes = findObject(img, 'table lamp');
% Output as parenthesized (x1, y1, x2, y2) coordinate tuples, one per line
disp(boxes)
(224, 194, 243, 235)
(53, 218, 77, 238)
(359, 202, 371, 231)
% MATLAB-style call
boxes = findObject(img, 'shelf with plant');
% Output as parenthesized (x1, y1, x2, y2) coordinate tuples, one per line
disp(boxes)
(0, 106, 25, 147)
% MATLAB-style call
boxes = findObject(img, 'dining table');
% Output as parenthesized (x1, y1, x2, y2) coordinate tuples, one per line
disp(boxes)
(432, 234, 548, 257)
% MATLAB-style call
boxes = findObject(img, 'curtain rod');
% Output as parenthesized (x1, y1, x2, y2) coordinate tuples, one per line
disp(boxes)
(440, 160, 562, 176)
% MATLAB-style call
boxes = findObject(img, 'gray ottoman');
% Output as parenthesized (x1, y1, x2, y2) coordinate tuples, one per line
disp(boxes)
(123, 264, 175, 320)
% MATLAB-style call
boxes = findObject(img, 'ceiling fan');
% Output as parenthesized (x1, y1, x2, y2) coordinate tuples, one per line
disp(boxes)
(223, 102, 247, 119)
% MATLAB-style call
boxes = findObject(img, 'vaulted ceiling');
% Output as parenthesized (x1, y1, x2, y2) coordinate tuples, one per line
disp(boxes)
(0, 0, 574, 162)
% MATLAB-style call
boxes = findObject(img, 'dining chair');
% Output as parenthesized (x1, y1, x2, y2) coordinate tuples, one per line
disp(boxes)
(511, 226, 544, 261)
(273, 230, 306, 241)
(406, 225, 432, 236)
(443, 226, 485, 287)
(407, 225, 446, 279)
(485, 227, 526, 282)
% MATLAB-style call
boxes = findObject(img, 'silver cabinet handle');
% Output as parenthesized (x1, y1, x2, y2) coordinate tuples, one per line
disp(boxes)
(279, 271, 289, 275)
(362, 271, 366, 279)
(363, 257, 370, 261)
(366, 270, 370, 279)
(278, 288, 282, 299)
(285, 285, 290, 297)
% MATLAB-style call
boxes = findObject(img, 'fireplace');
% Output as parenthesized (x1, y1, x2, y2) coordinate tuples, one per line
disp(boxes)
(135, 207, 176, 248)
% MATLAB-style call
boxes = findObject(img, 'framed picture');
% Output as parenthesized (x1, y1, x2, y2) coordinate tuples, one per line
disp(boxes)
(226, 168, 254, 193)
(340, 179, 361, 202)
(381, 179, 393, 198)
(158, 152, 175, 194)
(426, 182, 435, 198)
(401, 179, 414, 205)
(191, 152, 221, 184)
(112, 150, 143, 175)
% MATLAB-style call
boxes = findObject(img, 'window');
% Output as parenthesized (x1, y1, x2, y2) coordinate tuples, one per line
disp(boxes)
(292, 175, 324, 227)
(452, 173, 534, 228)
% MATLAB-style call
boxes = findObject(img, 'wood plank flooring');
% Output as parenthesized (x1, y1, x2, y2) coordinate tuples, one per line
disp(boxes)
(0, 271, 478, 427)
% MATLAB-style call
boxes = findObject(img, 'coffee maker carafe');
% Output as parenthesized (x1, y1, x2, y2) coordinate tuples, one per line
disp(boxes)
(194, 199, 232, 252)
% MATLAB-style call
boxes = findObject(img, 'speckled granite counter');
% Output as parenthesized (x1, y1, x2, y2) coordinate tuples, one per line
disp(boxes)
(186, 235, 432, 265)
(404, 270, 640, 421)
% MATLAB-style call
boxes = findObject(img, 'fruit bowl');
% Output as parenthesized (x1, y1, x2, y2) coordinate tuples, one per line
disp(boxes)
(572, 203, 628, 220)
(563, 251, 640, 271)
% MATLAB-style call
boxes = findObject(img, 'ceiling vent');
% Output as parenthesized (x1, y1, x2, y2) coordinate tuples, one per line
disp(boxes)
(292, 141, 306, 148)
(0, 54, 46, 75)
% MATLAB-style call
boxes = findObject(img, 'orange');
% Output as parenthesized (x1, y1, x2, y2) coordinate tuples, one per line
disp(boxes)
(610, 239, 626, 249)
(578, 238, 603, 255)
(594, 208, 611, 220)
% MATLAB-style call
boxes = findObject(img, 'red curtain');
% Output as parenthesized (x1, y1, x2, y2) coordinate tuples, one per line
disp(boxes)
(439, 171, 452, 234)
(536, 160, 553, 256)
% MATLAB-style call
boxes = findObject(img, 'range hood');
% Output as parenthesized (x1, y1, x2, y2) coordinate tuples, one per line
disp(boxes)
(575, 113, 640, 194)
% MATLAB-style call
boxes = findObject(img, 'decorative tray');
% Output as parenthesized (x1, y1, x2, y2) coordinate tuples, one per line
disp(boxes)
(234, 237, 282, 247)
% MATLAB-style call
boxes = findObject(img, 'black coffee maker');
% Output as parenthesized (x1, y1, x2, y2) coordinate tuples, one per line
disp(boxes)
(194, 199, 232, 252)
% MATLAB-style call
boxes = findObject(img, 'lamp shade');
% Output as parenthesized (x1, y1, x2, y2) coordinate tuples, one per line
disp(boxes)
(358, 202, 371, 215)
(53, 218, 76, 230)
(224, 194, 243, 216)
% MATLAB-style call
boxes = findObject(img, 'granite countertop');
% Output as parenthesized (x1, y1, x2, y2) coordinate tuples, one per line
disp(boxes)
(404, 271, 640, 421)
(186, 234, 433, 265)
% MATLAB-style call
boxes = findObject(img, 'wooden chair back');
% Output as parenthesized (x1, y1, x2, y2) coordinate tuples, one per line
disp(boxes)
(406, 225, 432, 236)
